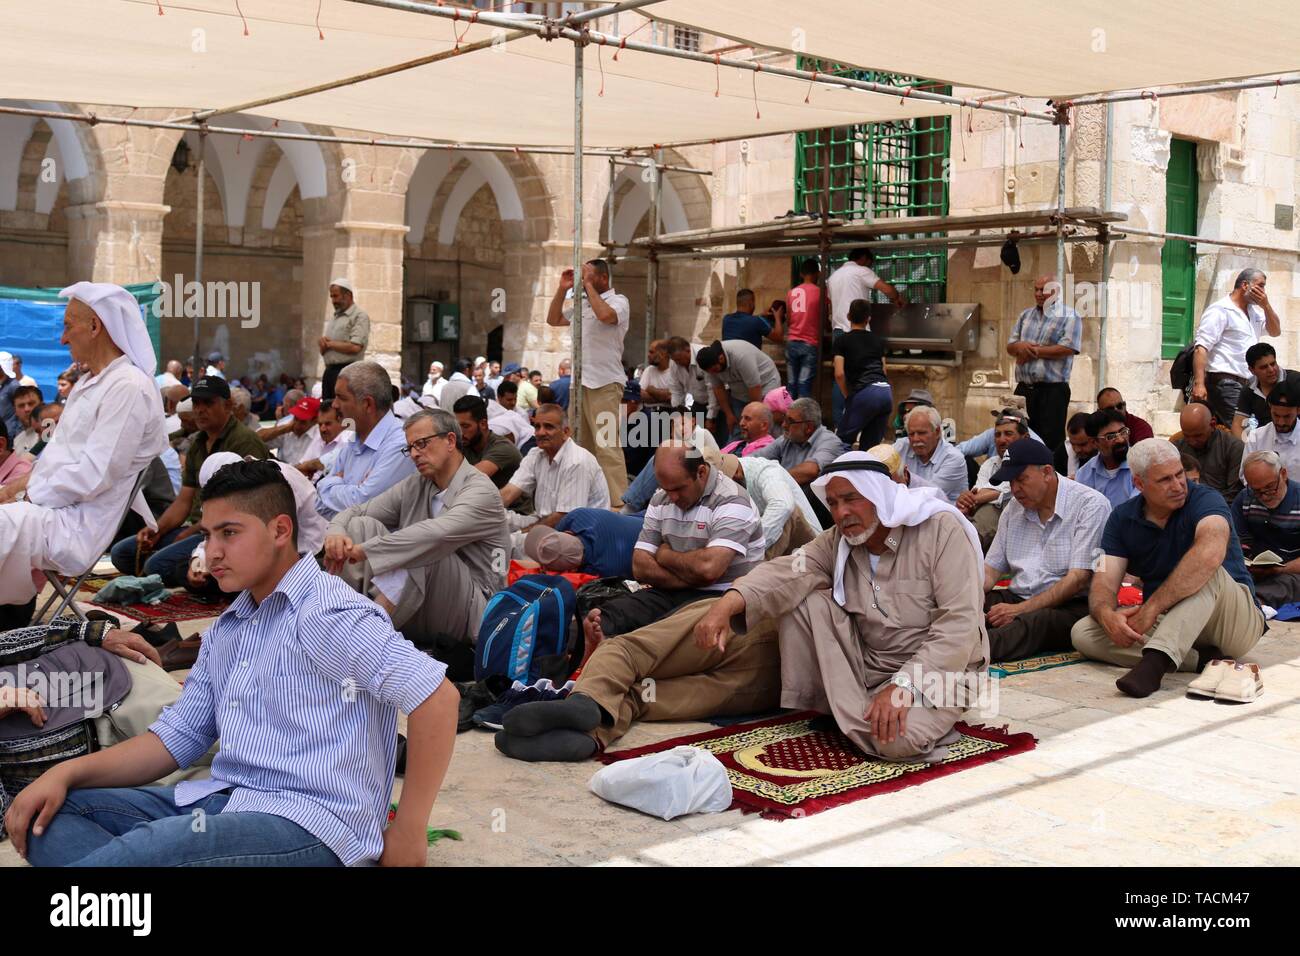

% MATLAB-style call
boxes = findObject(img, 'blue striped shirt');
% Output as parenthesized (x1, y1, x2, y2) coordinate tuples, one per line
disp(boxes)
(1009, 302, 1083, 383)
(149, 556, 446, 866)
(1231, 478, 1300, 562)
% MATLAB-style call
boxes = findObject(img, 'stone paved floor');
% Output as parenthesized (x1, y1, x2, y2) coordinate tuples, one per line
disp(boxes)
(4, 610, 1298, 867)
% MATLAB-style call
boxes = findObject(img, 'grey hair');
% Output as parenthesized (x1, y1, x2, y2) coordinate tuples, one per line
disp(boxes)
(789, 397, 822, 424)
(338, 361, 394, 411)
(229, 386, 252, 415)
(1243, 449, 1283, 476)
(403, 407, 461, 443)
(282, 388, 305, 409)
(1233, 268, 1265, 290)
(906, 404, 942, 431)
(533, 402, 569, 428)
(1127, 437, 1181, 479)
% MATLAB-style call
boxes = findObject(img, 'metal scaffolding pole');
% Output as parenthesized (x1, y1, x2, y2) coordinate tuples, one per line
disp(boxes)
(1062, 73, 1300, 108)
(1056, 120, 1067, 292)
(1116, 226, 1300, 257)
(645, 150, 662, 353)
(347, 0, 1058, 123)
(192, 131, 206, 379)
(1099, 103, 1113, 391)
(572, 37, 585, 443)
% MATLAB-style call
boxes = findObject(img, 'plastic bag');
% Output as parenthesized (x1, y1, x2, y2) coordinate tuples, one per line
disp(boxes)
(588, 746, 733, 820)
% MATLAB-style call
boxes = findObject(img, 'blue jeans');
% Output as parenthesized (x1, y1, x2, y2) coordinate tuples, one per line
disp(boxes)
(786, 340, 818, 399)
(830, 330, 845, 426)
(110, 527, 202, 587)
(837, 384, 894, 449)
(26, 786, 343, 867)
(622, 455, 659, 513)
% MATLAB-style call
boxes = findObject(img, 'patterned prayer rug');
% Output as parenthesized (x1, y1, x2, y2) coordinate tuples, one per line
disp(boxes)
(90, 590, 230, 624)
(990, 650, 1086, 679)
(598, 711, 1036, 819)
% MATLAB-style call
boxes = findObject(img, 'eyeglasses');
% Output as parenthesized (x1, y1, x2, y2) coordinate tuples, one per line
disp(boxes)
(1106, 402, 1127, 413)
(1098, 426, 1130, 443)
(402, 432, 451, 457)
(1248, 473, 1285, 499)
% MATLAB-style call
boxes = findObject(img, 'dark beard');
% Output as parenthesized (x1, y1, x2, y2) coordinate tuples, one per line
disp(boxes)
(1110, 443, 1129, 464)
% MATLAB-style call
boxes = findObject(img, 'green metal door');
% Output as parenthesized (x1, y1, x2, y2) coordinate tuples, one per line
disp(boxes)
(1161, 138, 1198, 359)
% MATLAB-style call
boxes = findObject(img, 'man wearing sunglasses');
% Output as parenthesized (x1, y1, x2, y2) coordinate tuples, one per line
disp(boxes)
(1075, 408, 1139, 509)
(323, 408, 510, 647)
(1232, 450, 1300, 608)
(1096, 387, 1154, 442)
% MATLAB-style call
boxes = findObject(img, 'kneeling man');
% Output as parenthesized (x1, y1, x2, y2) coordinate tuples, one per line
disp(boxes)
(699, 450, 989, 761)
(5, 461, 457, 867)
(1072, 438, 1266, 697)
(325, 408, 510, 647)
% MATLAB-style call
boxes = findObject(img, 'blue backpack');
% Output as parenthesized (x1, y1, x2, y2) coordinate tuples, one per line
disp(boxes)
(474, 574, 577, 684)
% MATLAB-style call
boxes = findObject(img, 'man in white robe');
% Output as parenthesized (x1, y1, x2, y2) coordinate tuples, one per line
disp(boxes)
(0, 283, 168, 612)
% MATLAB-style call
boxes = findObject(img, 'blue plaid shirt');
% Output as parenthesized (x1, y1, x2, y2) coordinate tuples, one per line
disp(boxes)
(1009, 303, 1083, 384)
(149, 556, 446, 866)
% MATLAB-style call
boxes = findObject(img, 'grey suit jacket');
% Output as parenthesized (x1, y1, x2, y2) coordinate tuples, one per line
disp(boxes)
(327, 456, 510, 602)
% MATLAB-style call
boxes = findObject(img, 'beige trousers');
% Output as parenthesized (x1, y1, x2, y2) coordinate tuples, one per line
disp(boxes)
(579, 382, 628, 507)
(575, 598, 781, 749)
(779, 590, 965, 762)
(1071, 566, 1265, 672)
(971, 501, 1003, 553)
(767, 508, 818, 560)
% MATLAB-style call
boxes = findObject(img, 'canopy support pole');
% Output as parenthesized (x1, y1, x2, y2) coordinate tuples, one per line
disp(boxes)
(571, 34, 585, 443)
(192, 129, 206, 382)
(646, 149, 662, 351)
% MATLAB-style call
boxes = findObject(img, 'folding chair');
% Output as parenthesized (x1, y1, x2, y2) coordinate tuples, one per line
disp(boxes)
(35, 468, 151, 623)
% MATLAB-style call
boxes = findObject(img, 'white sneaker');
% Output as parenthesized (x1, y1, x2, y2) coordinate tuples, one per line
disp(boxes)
(1187, 658, 1233, 698)
(1214, 662, 1263, 703)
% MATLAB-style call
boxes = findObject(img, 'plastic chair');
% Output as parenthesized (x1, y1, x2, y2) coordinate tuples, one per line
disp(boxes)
(35, 468, 151, 623)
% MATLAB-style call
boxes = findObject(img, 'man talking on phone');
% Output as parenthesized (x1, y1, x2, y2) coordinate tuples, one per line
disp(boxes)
(1191, 269, 1280, 428)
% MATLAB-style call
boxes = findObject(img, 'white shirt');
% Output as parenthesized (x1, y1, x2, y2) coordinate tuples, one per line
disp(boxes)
(26, 355, 168, 571)
(826, 261, 882, 333)
(302, 429, 355, 480)
(487, 400, 534, 448)
(506, 437, 609, 529)
(668, 357, 711, 409)
(974, 452, 1011, 504)
(738, 456, 823, 548)
(156, 371, 183, 389)
(1241, 422, 1300, 480)
(421, 377, 445, 401)
(13, 427, 40, 457)
(270, 425, 318, 466)
(563, 287, 631, 389)
(1194, 295, 1267, 378)
(638, 363, 675, 407)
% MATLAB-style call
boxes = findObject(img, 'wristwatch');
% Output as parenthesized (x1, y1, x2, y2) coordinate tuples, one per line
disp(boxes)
(887, 672, 916, 700)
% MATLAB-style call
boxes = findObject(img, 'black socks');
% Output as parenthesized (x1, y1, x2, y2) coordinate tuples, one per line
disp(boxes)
(1117, 649, 1176, 698)
(494, 693, 603, 762)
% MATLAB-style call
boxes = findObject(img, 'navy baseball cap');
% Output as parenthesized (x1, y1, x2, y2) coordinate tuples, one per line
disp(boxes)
(990, 437, 1053, 483)
(189, 376, 231, 401)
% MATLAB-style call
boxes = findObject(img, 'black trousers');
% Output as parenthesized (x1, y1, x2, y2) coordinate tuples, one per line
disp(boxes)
(1018, 381, 1071, 452)
(321, 362, 353, 402)
(596, 587, 718, 638)
(985, 590, 1090, 662)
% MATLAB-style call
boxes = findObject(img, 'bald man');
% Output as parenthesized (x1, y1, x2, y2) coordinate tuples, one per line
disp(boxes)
(721, 401, 776, 457)
(1173, 402, 1244, 503)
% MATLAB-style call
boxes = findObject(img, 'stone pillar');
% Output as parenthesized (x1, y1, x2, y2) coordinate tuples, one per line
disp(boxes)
(65, 200, 169, 284)
(301, 220, 409, 387)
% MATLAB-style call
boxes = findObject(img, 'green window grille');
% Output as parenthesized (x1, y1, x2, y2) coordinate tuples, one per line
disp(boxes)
(795, 65, 951, 304)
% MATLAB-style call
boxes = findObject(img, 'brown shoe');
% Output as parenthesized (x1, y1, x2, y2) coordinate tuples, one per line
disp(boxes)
(157, 636, 202, 672)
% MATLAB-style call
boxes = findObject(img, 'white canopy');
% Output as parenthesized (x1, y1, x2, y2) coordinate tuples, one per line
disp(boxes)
(1, 0, 954, 149)
(654, 0, 1300, 100)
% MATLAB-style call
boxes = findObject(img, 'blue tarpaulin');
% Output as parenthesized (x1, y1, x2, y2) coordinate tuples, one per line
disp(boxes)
(0, 283, 161, 402)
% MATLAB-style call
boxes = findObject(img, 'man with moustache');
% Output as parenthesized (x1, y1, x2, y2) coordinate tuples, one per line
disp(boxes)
(1075, 407, 1138, 509)
(693, 450, 989, 761)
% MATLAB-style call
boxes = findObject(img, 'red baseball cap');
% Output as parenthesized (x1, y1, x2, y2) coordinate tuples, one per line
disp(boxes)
(290, 397, 321, 421)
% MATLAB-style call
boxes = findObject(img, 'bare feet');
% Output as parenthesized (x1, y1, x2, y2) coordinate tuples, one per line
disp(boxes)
(582, 608, 605, 662)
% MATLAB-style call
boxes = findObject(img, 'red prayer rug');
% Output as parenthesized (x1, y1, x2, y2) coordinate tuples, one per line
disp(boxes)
(598, 711, 1036, 820)
(83, 587, 231, 624)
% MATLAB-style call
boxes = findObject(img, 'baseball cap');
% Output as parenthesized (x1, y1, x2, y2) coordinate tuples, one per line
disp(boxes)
(1268, 377, 1300, 406)
(206, 350, 224, 363)
(189, 376, 231, 401)
(502, 362, 522, 376)
(523, 525, 585, 572)
(990, 437, 1054, 483)
(290, 396, 321, 421)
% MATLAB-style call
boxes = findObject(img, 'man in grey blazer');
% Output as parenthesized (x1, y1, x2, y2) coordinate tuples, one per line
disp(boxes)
(323, 407, 510, 645)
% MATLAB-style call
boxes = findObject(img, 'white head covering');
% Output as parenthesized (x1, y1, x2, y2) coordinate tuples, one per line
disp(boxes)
(0, 352, 14, 378)
(329, 277, 353, 294)
(473, 355, 487, 369)
(59, 282, 157, 375)
(811, 450, 982, 607)
(198, 451, 244, 488)
(176, 397, 193, 414)
(311, 380, 323, 400)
